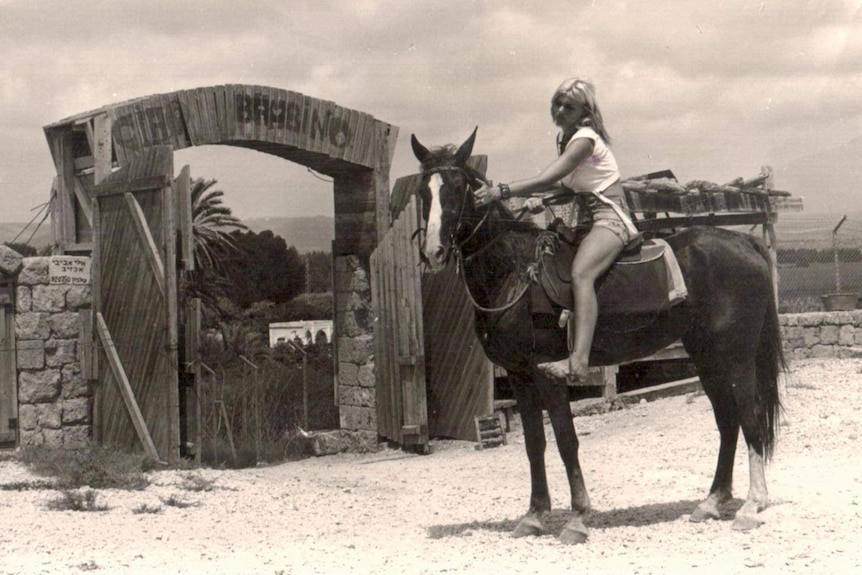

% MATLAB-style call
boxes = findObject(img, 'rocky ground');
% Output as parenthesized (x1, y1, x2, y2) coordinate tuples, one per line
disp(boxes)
(1, 358, 861, 575)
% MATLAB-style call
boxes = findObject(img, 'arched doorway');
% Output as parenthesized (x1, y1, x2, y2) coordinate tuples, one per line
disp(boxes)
(43, 86, 397, 462)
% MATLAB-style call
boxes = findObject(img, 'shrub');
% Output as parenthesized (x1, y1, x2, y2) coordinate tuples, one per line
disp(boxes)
(15, 446, 153, 490)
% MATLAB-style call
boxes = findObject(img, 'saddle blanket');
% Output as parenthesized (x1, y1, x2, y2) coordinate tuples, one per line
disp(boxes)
(532, 236, 687, 322)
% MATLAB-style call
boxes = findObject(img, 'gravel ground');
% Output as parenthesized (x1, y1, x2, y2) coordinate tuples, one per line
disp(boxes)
(1, 358, 861, 575)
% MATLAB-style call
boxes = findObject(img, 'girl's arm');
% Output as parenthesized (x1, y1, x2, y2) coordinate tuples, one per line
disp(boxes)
(474, 138, 593, 205)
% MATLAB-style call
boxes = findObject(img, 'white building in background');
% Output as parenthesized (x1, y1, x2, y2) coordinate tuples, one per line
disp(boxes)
(269, 320, 333, 347)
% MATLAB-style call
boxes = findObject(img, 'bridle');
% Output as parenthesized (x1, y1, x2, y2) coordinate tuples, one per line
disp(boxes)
(417, 163, 533, 314)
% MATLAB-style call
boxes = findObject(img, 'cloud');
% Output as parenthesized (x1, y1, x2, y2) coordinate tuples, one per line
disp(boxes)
(0, 0, 860, 224)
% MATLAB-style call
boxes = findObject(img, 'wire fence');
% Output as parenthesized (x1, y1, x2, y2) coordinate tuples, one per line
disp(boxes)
(774, 213, 862, 313)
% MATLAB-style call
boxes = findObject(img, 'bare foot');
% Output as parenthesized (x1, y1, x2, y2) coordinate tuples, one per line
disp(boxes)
(537, 357, 589, 383)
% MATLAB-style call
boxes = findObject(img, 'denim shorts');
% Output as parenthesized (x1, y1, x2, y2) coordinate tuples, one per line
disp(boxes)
(576, 194, 633, 246)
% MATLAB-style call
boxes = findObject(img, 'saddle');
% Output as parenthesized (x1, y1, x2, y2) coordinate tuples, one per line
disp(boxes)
(531, 222, 688, 331)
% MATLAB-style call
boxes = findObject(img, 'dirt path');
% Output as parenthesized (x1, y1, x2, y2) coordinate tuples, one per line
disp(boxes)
(1, 358, 861, 575)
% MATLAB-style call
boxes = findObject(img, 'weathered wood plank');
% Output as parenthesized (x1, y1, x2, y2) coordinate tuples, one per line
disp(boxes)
(123, 192, 166, 297)
(95, 312, 161, 461)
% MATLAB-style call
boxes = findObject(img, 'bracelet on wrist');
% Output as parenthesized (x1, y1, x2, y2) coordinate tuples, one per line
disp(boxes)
(498, 183, 511, 200)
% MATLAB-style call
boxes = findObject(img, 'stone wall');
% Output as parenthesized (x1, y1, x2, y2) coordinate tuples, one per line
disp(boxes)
(333, 255, 376, 431)
(15, 257, 92, 448)
(780, 311, 862, 360)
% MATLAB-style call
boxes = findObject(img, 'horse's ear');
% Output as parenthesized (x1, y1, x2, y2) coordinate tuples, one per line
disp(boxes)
(455, 126, 478, 166)
(411, 134, 431, 164)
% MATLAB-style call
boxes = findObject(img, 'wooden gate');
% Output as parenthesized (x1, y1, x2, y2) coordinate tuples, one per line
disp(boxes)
(91, 146, 181, 463)
(0, 280, 17, 447)
(370, 190, 494, 448)
(370, 196, 428, 449)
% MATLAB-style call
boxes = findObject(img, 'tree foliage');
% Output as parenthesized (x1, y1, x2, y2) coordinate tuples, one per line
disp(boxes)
(222, 229, 306, 308)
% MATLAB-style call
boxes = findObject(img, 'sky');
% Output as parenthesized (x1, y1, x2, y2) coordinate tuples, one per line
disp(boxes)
(1, 0, 860, 228)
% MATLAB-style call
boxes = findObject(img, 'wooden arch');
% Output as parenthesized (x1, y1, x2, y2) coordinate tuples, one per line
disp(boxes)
(43, 85, 399, 256)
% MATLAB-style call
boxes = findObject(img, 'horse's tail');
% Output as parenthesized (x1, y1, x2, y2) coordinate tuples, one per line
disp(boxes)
(748, 235, 785, 460)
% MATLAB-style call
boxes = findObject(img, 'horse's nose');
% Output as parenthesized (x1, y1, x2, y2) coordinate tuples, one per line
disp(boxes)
(432, 245, 446, 264)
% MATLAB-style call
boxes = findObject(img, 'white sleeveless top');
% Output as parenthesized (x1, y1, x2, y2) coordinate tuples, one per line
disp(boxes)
(558, 127, 620, 195)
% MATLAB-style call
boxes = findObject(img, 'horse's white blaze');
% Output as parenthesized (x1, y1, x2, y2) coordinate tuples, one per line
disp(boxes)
(423, 173, 446, 269)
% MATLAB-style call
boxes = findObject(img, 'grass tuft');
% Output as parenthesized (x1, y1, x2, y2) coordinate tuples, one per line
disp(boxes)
(47, 489, 109, 512)
(132, 503, 163, 514)
(160, 494, 199, 508)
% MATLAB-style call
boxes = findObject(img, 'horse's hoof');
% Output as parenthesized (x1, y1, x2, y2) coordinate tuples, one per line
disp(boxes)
(559, 526, 588, 545)
(732, 514, 764, 531)
(558, 517, 589, 545)
(689, 505, 720, 523)
(512, 514, 544, 538)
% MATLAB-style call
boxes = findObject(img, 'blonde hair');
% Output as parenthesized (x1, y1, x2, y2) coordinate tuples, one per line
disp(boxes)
(551, 78, 612, 144)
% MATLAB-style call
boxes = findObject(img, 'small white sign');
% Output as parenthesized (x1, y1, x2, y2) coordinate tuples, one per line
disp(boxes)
(49, 256, 91, 285)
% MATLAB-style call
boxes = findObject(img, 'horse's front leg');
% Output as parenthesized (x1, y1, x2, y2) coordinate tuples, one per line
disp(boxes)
(543, 381, 591, 544)
(510, 380, 551, 538)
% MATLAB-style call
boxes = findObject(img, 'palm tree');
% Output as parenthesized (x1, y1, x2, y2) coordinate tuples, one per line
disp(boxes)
(191, 178, 247, 269)
(183, 178, 247, 322)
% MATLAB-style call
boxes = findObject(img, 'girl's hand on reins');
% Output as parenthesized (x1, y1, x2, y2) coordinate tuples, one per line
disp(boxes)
(524, 197, 544, 214)
(473, 183, 500, 208)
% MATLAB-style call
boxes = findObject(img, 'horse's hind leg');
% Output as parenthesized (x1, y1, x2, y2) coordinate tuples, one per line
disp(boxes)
(690, 373, 739, 523)
(691, 362, 769, 530)
(731, 366, 771, 531)
(509, 377, 551, 538)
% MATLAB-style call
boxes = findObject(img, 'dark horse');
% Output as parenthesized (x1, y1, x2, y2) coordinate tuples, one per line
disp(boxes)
(410, 128, 784, 544)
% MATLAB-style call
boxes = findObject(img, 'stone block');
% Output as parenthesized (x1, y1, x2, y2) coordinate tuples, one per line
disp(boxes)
(782, 326, 804, 350)
(32, 285, 67, 312)
(62, 398, 90, 425)
(802, 329, 819, 349)
(820, 325, 839, 345)
(0, 244, 23, 276)
(63, 426, 91, 448)
(15, 286, 31, 313)
(302, 429, 378, 456)
(17, 340, 45, 369)
(66, 286, 92, 309)
(339, 405, 376, 431)
(336, 311, 365, 338)
(51, 312, 80, 339)
(35, 403, 62, 429)
(18, 369, 61, 403)
(337, 336, 374, 365)
(839, 325, 855, 346)
(18, 404, 38, 431)
(339, 385, 375, 408)
(799, 313, 825, 327)
(357, 364, 375, 388)
(42, 428, 64, 448)
(46, 339, 77, 367)
(62, 363, 91, 399)
(781, 314, 799, 326)
(16, 312, 51, 340)
(338, 362, 359, 386)
(17, 257, 49, 285)
(18, 429, 41, 447)
(810, 344, 838, 358)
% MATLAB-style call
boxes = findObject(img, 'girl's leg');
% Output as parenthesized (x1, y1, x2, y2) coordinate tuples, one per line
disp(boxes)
(538, 226, 625, 381)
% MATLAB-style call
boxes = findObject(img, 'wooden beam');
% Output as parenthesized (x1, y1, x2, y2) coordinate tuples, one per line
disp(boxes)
(174, 165, 194, 270)
(93, 113, 113, 184)
(123, 192, 166, 297)
(72, 178, 93, 227)
(95, 312, 161, 461)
